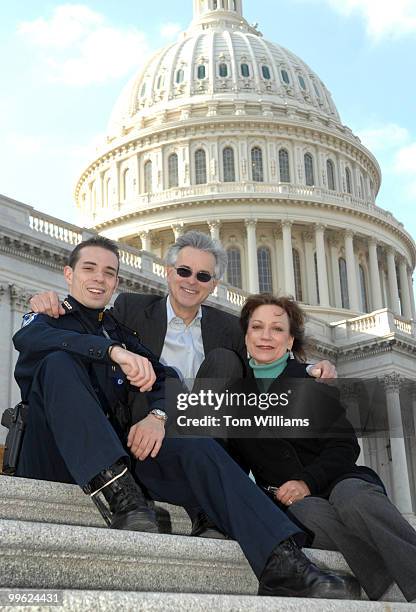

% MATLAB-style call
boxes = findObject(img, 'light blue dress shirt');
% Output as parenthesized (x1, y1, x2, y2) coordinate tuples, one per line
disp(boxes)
(160, 296, 205, 384)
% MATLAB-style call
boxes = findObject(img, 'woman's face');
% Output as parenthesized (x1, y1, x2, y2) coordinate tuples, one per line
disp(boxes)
(245, 304, 294, 364)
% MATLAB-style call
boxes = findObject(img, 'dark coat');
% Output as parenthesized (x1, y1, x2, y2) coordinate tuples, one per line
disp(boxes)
(228, 360, 384, 499)
(113, 292, 247, 365)
(13, 295, 178, 428)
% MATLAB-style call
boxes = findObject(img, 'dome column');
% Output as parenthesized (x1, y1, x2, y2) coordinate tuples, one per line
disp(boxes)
(245, 219, 259, 293)
(328, 235, 342, 308)
(383, 374, 413, 513)
(282, 220, 295, 296)
(303, 231, 317, 305)
(344, 230, 360, 311)
(315, 224, 330, 307)
(139, 230, 151, 251)
(386, 248, 400, 315)
(368, 238, 383, 310)
(399, 258, 412, 319)
(408, 270, 416, 320)
(208, 220, 221, 242)
(172, 223, 185, 241)
(273, 228, 284, 294)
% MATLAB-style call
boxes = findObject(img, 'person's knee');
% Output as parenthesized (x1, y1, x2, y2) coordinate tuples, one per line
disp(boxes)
(41, 350, 78, 372)
(330, 478, 382, 513)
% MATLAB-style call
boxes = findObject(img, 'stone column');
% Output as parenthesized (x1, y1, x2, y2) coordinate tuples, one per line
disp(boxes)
(282, 220, 295, 296)
(384, 373, 413, 513)
(96, 172, 104, 209)
(329, 236, 341, 308)
(208, 220, 221, 242)
(340, 382, 365, 466)
(344, 230, 360, 311)
(303, 231, 317, 305)
(171, 223, 185, 241)
(386, 248, 400, 314)
(139, 230, 151, 252)
(245, 219, 259, 293)
(399, 258, 412, 319)
(408, 270, 416, 320)
(368, 238, 383, 310)
(273, 228, 284, 294)
(114, 161, 120, 205)
(315, 224, 330, 307)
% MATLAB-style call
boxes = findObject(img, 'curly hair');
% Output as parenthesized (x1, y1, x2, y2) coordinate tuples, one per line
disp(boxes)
(240, 293, 307, 361)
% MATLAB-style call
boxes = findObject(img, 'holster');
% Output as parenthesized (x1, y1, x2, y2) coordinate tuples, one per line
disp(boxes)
(1, 402, 28, 475)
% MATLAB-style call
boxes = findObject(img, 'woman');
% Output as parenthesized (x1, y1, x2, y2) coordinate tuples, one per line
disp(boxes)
(229, 293, 416, 602)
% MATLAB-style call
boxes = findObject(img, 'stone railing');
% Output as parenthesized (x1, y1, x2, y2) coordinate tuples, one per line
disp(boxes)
(29, 212, 82, 246)
(331, 309, 416, 343)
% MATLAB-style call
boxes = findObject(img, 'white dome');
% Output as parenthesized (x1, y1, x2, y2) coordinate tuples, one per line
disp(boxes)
(108, 1, 340, 137)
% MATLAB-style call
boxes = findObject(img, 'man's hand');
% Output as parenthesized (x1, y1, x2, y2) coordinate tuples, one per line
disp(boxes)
(30, 291, 65, 318)
(110, 346, 156, 392)
(275, 480, 311, 507)
(127, 414, 165, 460)
(308, 359, 337, 380)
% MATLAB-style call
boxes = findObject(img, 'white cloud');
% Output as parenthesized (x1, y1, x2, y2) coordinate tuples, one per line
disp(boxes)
(160, 22, 182, 39)
(303, 0, 416, 40)
(356, 123, 410, 152)
(394, 142, 416, 173)
(17, 4, 150, 86)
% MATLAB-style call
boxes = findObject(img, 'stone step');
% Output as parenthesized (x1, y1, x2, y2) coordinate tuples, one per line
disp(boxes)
(0, 518, 408, 604)
(0, 475, 190, 534)
(0, 589, 415, 612)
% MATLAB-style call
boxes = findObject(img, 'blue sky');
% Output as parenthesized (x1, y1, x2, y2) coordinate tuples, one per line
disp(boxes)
(1, 0, 415, 246)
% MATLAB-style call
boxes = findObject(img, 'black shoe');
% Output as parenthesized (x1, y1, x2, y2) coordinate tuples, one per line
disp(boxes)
(191, 511, 228, 539)
(87, 460, 158, 533)
(258, 537, 361, 599)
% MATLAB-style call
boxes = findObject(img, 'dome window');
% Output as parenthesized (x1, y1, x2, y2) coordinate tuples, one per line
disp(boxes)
(213, 0, 218, 8)
(279, 148, 290, 183)
(261, 65, 271, 80)
(197, 64, 206, 80)
(195, 149, 207, 184)
(227, 247, 242, 288)
(298, 75, 306, 90)
(281, 69, 290, 85)
(140, 82, 146, 97)
(176, 69, 184, 84)
(326, 159, 336, 191)
(304, 153, 314, 186)
(168, 153, 179, 188)
(223, 147, 235, 182)
(339, 258, 349, 309)
(345, 167, 352, 194)
(258, 247, 273, 293)
(219, 63, 228, 78)
(241, 63, 250, 78)
(251, 147, 264, 182)
(293, 249, 303, 302)
(313, 82, 321, 98)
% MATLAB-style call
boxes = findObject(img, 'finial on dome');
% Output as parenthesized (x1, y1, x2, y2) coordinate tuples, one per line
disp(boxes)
(193, 0, 244, 20)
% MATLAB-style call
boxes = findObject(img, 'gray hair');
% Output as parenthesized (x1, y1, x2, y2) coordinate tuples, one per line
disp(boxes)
(165, 230, 228, 280)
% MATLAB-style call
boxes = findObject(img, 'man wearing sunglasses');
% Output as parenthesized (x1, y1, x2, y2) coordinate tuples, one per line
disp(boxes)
(29, 231, 336, 538)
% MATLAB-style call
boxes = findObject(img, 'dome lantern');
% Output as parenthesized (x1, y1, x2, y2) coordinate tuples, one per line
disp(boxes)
(192, 0, 244, 21)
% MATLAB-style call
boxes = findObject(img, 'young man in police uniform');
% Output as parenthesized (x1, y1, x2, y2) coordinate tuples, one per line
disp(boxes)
(17, 236, 357, 600)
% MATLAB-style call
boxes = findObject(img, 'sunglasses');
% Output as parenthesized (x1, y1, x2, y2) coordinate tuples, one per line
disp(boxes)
(175, 266, 214, 283)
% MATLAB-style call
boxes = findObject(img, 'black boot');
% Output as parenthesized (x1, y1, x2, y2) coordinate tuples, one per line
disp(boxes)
(258, 537, 361, 599)
(87, 460, 158, 533)
(190, 511, 228, 539)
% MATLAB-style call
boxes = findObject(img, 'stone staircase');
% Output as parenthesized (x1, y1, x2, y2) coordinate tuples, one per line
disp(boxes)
(1, 475, 415, 611)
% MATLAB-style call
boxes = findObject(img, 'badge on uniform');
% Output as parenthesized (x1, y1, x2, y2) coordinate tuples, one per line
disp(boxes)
(21, 313, 38, 328)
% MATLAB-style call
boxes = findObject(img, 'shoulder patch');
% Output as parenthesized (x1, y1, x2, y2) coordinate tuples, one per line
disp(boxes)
(21, 312, 39, 328)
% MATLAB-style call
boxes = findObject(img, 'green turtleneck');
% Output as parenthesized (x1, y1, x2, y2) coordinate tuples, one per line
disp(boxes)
(249, 352, 290, 391)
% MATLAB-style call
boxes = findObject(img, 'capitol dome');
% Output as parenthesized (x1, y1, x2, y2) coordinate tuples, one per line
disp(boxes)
(107, 0, 340, 138)
(75, 0, 416, 323)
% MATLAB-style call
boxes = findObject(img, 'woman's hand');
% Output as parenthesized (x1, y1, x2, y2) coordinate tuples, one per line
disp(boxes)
(275, 480, 311, 506)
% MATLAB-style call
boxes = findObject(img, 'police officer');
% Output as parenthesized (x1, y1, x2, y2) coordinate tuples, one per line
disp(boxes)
(13, 236, 358, 599)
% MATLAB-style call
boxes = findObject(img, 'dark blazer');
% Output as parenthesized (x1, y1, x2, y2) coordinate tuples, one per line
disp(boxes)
(229, 360, 384, 499)
(113, 292, 247, 365)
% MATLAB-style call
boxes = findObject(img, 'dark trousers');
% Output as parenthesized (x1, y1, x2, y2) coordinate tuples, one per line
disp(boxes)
(288, 478, 416, 601)
(16, 351, 304, 577)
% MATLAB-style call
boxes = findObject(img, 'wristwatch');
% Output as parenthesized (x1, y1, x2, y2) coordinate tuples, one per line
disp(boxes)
(150, 408, 168, 423)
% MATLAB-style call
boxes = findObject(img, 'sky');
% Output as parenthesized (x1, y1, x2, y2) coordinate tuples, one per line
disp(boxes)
(1, 0, 415, 245)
